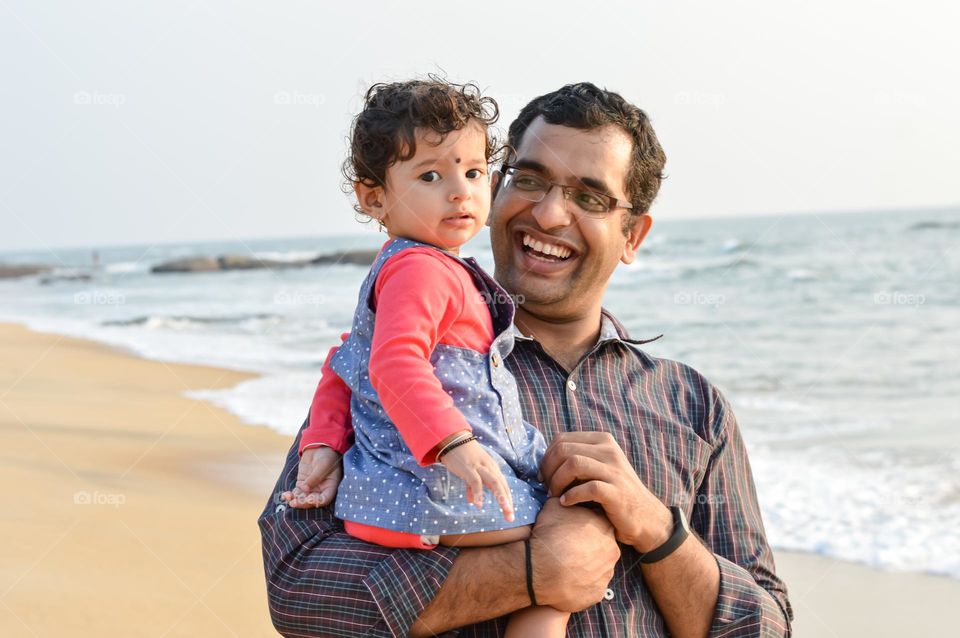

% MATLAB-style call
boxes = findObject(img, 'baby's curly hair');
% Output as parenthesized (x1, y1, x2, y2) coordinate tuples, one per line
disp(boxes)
(343, 77, 500, 219)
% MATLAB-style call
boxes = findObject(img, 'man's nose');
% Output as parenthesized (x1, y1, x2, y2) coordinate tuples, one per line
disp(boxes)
(531, 185, 573, 230)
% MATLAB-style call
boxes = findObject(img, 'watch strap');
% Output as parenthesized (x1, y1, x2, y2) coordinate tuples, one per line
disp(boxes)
(638, 506, 689, 564)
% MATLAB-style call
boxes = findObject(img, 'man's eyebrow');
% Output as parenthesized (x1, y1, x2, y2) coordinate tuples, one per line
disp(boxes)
(511, 159, 615, 195)
(511, 158, 549, 174)
(578, 176, 614, 195)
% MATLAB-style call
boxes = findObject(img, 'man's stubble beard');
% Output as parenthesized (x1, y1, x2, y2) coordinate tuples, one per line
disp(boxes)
(496, 263, 586, 322)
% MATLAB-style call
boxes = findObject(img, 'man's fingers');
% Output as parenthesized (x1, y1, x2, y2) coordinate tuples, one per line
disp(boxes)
(547, 455, 615, 498)
(550, 431, 615, 446)
(557, 480, 612, 508)
(540, 438, 616, 485)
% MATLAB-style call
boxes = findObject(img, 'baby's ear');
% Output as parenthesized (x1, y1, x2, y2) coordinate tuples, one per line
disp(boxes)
(354, 181, 384, 218)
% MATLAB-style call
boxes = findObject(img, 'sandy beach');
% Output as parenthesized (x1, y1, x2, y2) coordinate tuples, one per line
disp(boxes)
(0, 323, 289, 636)
(777, 550, 960, 636)
(1, 321, 957, 637)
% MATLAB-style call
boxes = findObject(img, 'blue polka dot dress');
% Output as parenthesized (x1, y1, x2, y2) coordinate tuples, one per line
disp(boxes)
(331, 238, 548, 537)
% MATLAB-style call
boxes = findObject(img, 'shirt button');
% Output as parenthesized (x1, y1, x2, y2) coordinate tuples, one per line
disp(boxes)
(566, 379, 577, 392)
(604, 588, 615, 601)
(491, 353, 500, 367)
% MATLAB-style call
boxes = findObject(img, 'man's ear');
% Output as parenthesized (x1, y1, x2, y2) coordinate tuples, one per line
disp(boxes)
(354, 181, 385, 218)
(621, 213, 653, 265)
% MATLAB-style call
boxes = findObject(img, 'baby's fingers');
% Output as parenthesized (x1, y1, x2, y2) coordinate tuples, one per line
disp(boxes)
(480, 466, 515, 522)
(465, 470, 484, 509)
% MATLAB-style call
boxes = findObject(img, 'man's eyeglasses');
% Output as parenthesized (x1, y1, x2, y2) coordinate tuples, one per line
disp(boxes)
(499, 165, 634, 217)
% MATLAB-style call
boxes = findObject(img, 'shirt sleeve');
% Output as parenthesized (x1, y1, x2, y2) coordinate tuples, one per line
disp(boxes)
(261, 417, 461, 638)
(299, 333, 354, 456)
(368, 249, 474, 466)
(694, 391, 794, 637)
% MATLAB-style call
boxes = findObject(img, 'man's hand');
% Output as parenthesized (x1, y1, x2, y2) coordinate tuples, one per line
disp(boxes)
(280, 446, 343, 508)
(531, 497, 621, 612)
(539, 431, 673, 553)
(441, 438, 515, 521)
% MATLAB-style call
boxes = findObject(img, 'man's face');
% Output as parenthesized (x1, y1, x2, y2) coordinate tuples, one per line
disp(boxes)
(489, 117, 652, 321)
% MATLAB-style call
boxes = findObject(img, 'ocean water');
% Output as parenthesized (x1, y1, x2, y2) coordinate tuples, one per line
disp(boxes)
(2, 209, 959, 578)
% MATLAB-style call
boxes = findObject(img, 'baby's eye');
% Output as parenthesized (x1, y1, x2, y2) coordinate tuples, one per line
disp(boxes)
(419, 171, 441, 182)
(465, 168, 485, 179)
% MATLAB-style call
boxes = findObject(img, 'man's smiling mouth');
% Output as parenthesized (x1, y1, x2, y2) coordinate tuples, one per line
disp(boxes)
(520, 232, 574, 262)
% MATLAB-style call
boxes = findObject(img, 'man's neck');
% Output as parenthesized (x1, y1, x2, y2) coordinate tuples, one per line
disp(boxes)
(514, 305, 603, 372)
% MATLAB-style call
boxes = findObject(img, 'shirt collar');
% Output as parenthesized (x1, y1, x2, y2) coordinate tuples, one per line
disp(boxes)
(511, 309, 662, 347)
(599, 309, 663, 346)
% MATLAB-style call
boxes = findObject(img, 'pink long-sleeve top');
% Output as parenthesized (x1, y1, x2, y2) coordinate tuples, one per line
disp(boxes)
(299, 245, 494, 466)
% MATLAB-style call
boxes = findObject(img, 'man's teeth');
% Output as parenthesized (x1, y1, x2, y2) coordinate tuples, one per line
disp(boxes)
(522, 233, 572, 259)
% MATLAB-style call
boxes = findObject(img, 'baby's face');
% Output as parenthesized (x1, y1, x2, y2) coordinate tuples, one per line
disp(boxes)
(377, 123, 491, 254)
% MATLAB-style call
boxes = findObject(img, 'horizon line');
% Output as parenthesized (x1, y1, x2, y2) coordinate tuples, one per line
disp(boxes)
(2, 203, 958, 257)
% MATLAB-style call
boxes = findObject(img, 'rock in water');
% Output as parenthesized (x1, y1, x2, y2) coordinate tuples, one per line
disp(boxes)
(310, 249, 379, 266)
(151, 256, 221, 273)
(151, 248, 378, 274)
(217, 255, 293, 270)
(0, 264, 53, 279)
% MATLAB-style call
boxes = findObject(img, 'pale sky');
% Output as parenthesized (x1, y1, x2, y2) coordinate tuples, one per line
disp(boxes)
(1, 0, 958, 252)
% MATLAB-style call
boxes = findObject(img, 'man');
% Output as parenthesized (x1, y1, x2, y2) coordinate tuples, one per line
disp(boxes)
(259, 82, 792, 637)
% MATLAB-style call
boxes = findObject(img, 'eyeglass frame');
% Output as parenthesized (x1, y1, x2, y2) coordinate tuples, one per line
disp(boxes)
(498, 164, 636, 216)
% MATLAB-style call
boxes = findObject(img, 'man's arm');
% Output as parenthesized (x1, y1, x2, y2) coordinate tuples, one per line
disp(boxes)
(540, 415, 792, 638)
(540, 432, 720, 637)
(687, 393, 793, 637)
(263, 423, 621, 637)
(410, 498, 621, 637)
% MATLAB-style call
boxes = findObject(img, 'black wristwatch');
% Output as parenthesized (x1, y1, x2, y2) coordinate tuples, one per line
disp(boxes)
(638, 506, 690, 564)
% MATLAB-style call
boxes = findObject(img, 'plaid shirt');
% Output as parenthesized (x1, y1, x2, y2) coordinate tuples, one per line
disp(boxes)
(259, 311, 793, 637)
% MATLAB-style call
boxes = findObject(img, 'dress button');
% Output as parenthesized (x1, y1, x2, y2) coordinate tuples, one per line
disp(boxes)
(604, 588, 615, 601)
(566, 379, 577, 392)
(491, 353, 500, 367)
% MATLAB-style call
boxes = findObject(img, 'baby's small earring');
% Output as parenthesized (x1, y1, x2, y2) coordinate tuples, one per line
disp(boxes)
(376, 219, 386, 233)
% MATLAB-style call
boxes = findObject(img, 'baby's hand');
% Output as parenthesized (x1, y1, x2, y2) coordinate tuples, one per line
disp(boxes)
(440, 438, 515, 522)
(281, 446, 343, 508)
